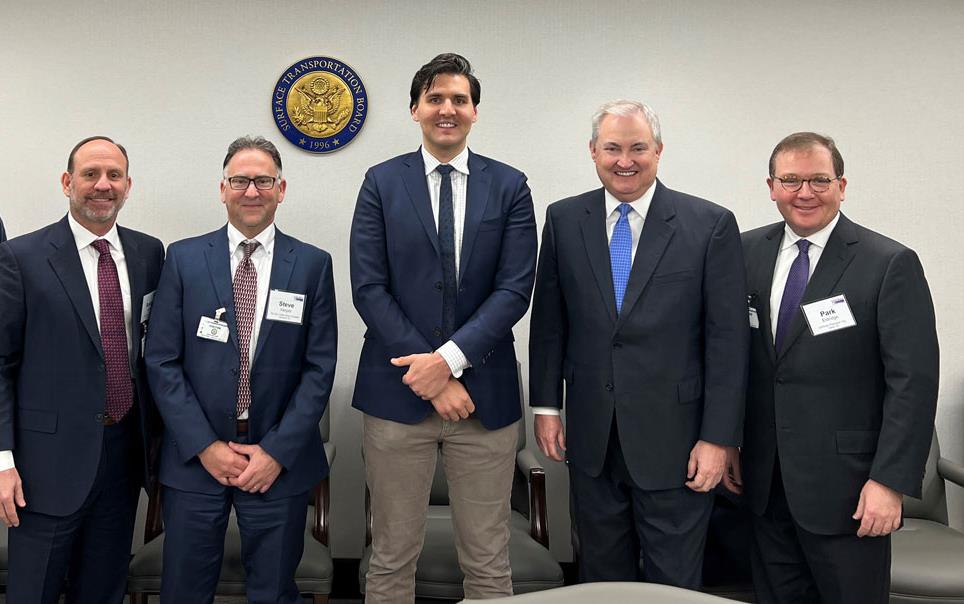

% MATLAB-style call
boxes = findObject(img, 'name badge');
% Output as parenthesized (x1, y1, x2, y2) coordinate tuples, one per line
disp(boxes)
(265, 289, 305, 324)
(141, 290, 155, 321)
(801, 294, 857, 336)
(749, 307, 760, 329)
(197, 308, 230, 343)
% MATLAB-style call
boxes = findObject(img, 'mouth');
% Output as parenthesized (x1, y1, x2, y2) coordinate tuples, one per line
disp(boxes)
(614, 170, 638, 177)
(435, 121, 457, 129)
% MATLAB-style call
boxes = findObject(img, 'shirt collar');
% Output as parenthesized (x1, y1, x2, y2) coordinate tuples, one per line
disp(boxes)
(67, 212, 121, 252)
(781, 212, 840, 251)
(227, 222, 275, 254)
(604, 180, 656, 221)
(421, 146, 471, 176)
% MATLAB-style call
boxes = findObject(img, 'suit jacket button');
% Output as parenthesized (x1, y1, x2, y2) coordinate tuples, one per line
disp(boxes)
(94, 412, 104, 423)
(613, 341, 622, 349)
(231, 368, 238, 375)
(605, 383, 614, 391)
(433, 327, 442, 337)
(434, 281, 443, 291)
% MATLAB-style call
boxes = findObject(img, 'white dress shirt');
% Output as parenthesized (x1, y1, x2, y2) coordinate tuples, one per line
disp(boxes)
(768, 213, 840, 339)
(0, 215, 134, 471)
(227, 223, 275, 420)
(421, 146, 472, 377)
(533, 183, 657, 415)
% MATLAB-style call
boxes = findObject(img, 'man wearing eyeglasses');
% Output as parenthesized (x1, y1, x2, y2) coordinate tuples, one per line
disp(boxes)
(145, 136, 337, 603)
(731, 132, 939, 603)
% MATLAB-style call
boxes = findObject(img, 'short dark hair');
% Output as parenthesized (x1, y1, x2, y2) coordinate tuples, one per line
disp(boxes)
(769, 132, 845, 178)
(409, 53, 481, 110)
(67, 136, 129, 173)
(223, 136, 283, 174)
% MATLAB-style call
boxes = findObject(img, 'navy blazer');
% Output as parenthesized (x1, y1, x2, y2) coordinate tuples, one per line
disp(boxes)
(0, 216, 164, 516)
(529, 182, 749, 490)
(350, 149, 537, 430)
(742, 213, 939, 534)
(146, 226, 336, 500)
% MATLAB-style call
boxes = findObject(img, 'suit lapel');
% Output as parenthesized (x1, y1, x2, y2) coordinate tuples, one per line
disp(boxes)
(752, 224, 784, 364)
(47, 217, 102, 358)
(203, 226, 240, 351)
(615, 182, 676, 332)
(579, 190, 617, 326)
(119, 227, 147, 369)
(401, 150, 439, 256)
(252, 230, 296, 365)
(778, 214, 858, 359)
(458, 151, 491, 276)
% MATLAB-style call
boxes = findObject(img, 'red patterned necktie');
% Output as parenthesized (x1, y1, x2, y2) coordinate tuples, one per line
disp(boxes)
(91, 239, 133, 421)
(233, 240, 260, 417)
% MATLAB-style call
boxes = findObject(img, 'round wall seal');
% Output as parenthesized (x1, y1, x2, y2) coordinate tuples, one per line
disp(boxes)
(272, 57, 368, 154)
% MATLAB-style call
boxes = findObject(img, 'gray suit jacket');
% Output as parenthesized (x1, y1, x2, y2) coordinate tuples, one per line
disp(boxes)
(741, 213, 939, 534)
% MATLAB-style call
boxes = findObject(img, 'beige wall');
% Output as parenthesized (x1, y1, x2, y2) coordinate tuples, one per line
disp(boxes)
(3, 0, 962, 559)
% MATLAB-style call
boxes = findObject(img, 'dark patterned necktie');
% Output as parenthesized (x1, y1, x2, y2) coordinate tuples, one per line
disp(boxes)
(233, 240, 260, 417)
(437, 164, 457, 339)
(91, 239, 132, 421)
(775, 239, 811, 351)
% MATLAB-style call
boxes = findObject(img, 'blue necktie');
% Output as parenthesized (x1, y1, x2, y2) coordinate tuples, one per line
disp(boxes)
(610, 203, 633, 314)
(436, 164, 457, 339)
(775, 239, 811, 351)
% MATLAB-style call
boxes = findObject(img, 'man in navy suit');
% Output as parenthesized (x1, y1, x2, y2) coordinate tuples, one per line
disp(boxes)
(732, 132, 938, 603)
(146, 136, 336, 604)
(529, 100, 748, 587)
(350, 53, 537, 601)
(0, 136, 164, 603)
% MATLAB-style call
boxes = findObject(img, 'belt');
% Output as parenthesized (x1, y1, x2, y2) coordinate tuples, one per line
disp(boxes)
(236, 419, 249, 435)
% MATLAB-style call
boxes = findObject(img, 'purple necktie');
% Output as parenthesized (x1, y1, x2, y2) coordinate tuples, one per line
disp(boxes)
(91, 239, 133, 421)
(775, 239, 811, 352)
(233, 241, 260, 417)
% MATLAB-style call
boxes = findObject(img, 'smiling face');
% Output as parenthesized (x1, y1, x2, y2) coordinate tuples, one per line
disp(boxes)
(61, 139, 131, 236)
(768, 145, 846, 237)
(411, 73, 477, 162)
(220, 148, 286, 238)
(590, 112, 663, 202)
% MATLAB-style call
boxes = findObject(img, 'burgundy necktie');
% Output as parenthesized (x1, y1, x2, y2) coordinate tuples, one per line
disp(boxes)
(91, 239, 132, 421)
(233, 241, 260, 417)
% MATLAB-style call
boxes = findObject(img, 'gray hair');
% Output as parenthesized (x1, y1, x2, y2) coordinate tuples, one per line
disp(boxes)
(222, 136, 283, 175)
(591, 100, 662, 146)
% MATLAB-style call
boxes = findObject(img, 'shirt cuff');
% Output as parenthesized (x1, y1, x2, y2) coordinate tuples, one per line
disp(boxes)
(436, 341, 471, 378)
(531, 407, 561, 416)
(0, 450, 15, 472)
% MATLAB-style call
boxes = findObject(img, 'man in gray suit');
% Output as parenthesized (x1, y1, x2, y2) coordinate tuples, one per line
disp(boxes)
(732, 132, 939, 603)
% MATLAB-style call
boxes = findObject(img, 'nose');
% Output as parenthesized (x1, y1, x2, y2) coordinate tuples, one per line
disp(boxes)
(797, 180, 815, 198)
(439, 99, 455, 115)
(616, 153, 634, 168)
(94, 173, 112, 190)
(244, 181, 260, 197)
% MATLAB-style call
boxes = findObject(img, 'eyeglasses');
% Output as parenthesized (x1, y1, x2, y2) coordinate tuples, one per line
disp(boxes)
(226, 175, 277, 190)
(773, 176, 839, 193)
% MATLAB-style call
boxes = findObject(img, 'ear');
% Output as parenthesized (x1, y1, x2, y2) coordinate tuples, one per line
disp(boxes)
(277, 178, 287, 204)
(589, 140, 598, 162)
(220, 178, 227, 204)
(654, 142, 664, 159)
(61, 171, 72, 197)
(838, 176, 847, 201)
(411, 104, 418, 121)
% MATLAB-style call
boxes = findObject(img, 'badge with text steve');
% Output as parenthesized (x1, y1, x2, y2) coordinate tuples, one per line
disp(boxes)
(266, 289, 306, 324)
(801, 294, 857, 336)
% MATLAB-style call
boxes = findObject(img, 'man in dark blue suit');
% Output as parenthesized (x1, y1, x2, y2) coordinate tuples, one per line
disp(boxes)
(0, 136, 164, 603)
(350, 53, 537, 601)
(529, 100, 749, 587)
(145, 136, 336, 604)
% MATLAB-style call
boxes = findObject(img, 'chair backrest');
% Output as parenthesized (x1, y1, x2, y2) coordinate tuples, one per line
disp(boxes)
(902, 430, 948, 524)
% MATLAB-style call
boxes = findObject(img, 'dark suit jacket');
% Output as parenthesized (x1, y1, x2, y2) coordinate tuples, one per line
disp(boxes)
(145, 226, 336, 500)
(529, 182, 749, 490)
(0, 216, 6, 242)
(350, 149, 537, 430)
(0, 215, 163, 516)
(741, 213, 939, 534)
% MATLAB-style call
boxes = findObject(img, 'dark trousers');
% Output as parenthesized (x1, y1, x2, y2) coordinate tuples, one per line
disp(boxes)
(159, 483, 309, 604)
(7, 418, 139, 604)
(569, 419, 713, 587)
(751, 462, 890, 604)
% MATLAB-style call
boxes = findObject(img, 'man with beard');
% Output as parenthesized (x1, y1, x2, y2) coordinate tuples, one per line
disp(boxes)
(0, 136, 164, 603)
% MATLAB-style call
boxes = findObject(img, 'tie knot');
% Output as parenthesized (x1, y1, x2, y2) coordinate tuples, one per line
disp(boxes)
(436, 164, 455, 178)
(617, 203, 632, 218)
(241, 240, 260, 260)
(91, 239, 110, 255)
(796, 239, 811, 254)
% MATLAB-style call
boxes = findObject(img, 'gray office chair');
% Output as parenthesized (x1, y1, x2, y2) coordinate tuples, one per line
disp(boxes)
(890, 431, 964, 603)
(127, 412, 335, 603)
(462, 581, 737, 603)
(359, 368, 564, 600)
